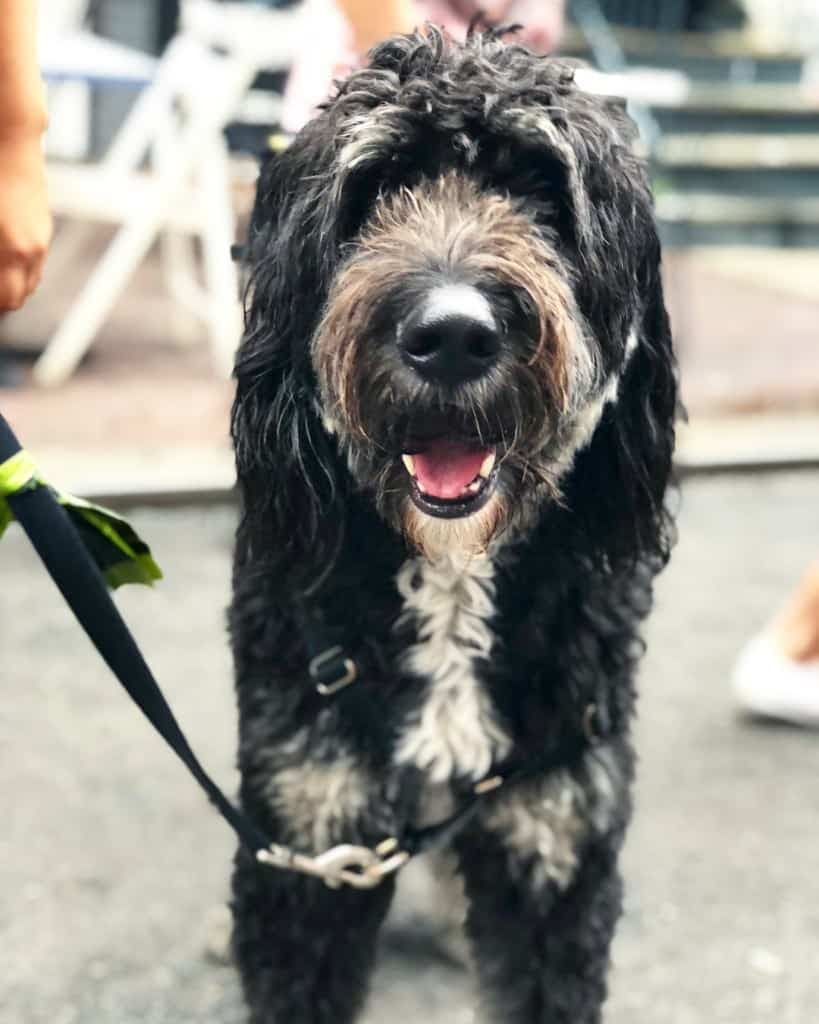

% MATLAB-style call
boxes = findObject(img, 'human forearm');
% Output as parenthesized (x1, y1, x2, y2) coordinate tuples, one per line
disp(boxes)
(335, 0, 417, 53)
(0, 2, 50, 312)
(0, 1, 47, 138)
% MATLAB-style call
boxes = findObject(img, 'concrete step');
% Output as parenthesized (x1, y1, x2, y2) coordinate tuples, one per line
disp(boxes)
(654, 107, 819, 135)
(645, 81, 819, 123)
(657, 191, 819, 223)
(657, 167, 819, 200)
(562, 25, 811, 81)
(679, 82, 819, 113)
(676, 245, 819, 302)
(676, 412, 819, 473)
(657, 191, 819, 246)
(562, 25, 812, 61)
(20, 415, 819, 503)
(654, 133, 819, 204)
(650, 83, 819, 137)
(661, 225, 819, 247)
(657, 132, 819, 168)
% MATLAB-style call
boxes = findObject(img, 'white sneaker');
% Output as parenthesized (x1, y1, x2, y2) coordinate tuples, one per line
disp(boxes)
(732, 632, 819, 727)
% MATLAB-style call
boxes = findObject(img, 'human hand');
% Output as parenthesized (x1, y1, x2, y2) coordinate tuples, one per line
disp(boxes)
(0, 130, 51, 312)
(339, 0, 418, 54)
(444, 0, 516, 22)
(507, 0, 566, 53)
(447, 0, 565, 53)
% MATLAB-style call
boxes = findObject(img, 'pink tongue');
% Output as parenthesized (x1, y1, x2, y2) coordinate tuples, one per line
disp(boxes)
(413, 441, 489, 500)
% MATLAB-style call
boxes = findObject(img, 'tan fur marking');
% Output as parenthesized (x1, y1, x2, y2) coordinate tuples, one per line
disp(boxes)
(266, 752, 371, 852)
(404, 492, 503, 560)
(483, 772, 588, 891)
(312, 172, 581, 435)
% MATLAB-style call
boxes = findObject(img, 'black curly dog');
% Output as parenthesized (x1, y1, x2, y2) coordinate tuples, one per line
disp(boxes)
(229, 28, 677, 1024)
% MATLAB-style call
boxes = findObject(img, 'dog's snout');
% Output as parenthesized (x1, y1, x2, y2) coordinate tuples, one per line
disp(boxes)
(400, 314, 500, 385)
(398, 285, 500, 385)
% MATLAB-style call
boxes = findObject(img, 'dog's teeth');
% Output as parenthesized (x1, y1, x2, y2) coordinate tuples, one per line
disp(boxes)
(401, 454, 416, 476)
(479, 452, 496, 478)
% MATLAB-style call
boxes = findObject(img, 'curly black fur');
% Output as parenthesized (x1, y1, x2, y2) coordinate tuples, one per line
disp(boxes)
(230, 28, 677, 1024)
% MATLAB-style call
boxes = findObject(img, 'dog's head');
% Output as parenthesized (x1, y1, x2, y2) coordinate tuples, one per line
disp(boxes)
(234, 30, 676, 581)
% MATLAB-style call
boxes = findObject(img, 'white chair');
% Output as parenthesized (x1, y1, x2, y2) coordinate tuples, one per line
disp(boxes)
(35, 0, 301, 386)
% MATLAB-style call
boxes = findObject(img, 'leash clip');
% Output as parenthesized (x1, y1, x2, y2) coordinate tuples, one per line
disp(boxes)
(256, 838, 409, 889)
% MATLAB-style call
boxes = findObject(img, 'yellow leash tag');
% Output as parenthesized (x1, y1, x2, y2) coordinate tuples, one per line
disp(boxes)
(0, 449, 162, 590)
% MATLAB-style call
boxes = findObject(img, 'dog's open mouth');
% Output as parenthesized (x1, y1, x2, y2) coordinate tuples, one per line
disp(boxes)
(401, 439, 498, 518)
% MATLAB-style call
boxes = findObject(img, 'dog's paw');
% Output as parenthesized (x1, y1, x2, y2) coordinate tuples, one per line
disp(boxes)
(202, 903, 234, 966)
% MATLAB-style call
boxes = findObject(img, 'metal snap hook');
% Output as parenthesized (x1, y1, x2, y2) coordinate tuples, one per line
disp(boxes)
(256, 839, 410, 890)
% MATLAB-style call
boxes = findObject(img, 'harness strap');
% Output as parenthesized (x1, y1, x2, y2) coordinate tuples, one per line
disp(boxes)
(1, 411, 613, 889)
(399, 707, 611, 859)
(294, 603, 358, 695)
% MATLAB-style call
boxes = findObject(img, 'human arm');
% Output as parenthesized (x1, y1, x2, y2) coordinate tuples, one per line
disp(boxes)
(335, 0, 418, 53)
(0, 1, 51, 312)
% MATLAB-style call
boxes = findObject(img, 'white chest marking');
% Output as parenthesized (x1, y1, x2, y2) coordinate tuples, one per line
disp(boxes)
(394, 553, 512, 783)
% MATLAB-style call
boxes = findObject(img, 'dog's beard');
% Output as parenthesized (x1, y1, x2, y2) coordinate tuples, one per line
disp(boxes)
(335, 429, 565, 559)
(317, 341, 599, 559)
(402, 490, 504, 560)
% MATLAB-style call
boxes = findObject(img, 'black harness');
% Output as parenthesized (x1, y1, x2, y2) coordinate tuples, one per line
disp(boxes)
(1, 413, 611, 890)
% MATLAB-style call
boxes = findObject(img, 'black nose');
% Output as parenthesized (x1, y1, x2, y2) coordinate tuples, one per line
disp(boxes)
(398, 312, 501, 386)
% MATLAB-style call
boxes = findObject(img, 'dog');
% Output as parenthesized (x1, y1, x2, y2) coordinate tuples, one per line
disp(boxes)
(229, 27, 677, 1024)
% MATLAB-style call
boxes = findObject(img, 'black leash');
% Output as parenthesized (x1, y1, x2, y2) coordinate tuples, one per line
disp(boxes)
(0, 413, 270, 856)
(1, 412, 610, 889)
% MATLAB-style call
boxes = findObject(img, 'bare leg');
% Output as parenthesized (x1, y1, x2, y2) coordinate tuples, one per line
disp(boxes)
(773, 561, 819, 662)
(734, 561, 819, 723)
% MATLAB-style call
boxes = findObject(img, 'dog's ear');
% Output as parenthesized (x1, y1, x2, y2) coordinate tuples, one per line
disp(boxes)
(567, 230, 678, 571)
(232, 136, 347, 593)
(546, 86, 678, 568)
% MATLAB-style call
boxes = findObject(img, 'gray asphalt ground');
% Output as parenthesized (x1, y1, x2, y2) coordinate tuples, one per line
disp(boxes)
(3, 471, 819, 1024)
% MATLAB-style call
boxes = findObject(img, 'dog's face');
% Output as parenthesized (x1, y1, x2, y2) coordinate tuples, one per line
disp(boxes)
(236, 30, 676, 572)
(313, 169, 595, 557)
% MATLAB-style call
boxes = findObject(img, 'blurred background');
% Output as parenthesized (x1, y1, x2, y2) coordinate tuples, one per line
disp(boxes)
(2, 2, 819, 1023)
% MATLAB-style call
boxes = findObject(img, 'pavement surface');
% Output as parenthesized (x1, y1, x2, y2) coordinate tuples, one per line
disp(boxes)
(3, 471, 819, 1024)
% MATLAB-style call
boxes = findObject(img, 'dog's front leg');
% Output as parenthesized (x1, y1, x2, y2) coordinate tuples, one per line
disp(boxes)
(232, 847, 395, 1024)
(231, 744, 398, 1024)
(455, 782, 626, 1024)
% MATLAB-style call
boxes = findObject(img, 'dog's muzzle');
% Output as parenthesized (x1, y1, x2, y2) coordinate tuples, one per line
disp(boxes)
(391, 284, 502, 519)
